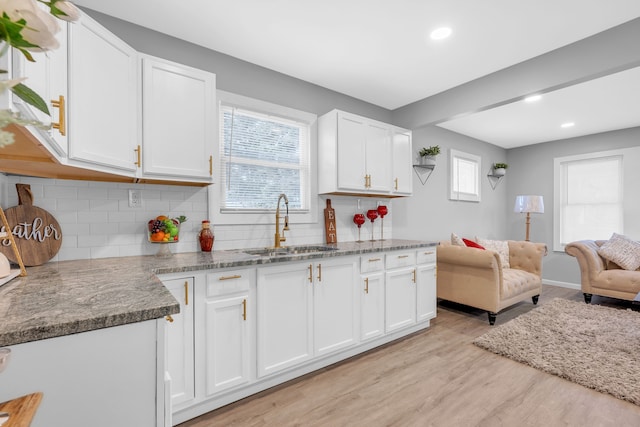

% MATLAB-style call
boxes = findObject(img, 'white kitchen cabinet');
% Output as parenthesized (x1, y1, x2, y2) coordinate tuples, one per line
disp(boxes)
(11, 20, 68, 156)
(257, 257, 357, 377)
(163, 277, 195, 408)
(257, 262, 313, 377)
(203, 269, 253, 396)
(141, 56, 216, 182)
(385, 251, 417, 332)
(416, 249, 437, 322)
(67, 12, 139, 174)
(359, 253, 385, 341)
(391, 128, 413, 195)
(313, 257, 358, 356)
(319, 109, 410, 197)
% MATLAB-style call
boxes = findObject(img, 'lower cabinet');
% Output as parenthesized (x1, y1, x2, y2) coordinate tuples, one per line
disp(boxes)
(164, 248, 436, 425)
(203, 270, 253, 396)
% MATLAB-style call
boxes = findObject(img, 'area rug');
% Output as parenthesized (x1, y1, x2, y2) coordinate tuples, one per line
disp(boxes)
(473, 298, 640, 406)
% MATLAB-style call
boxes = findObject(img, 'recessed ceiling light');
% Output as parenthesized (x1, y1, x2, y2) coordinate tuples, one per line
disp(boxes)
(561, 122, 575, 128)
(430, 27, 452, 40)
(524, 95, 542, 103)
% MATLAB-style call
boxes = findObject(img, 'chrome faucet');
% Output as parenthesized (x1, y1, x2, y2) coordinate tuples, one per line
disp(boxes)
(274, 193, 289, 248)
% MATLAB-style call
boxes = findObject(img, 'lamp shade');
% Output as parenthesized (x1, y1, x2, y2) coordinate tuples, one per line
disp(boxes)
(514, 195, 544, 214)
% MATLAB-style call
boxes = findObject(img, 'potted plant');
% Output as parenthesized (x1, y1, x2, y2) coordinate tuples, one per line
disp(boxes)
(419, 145, 441, 166)
(492, 162, 508, 176)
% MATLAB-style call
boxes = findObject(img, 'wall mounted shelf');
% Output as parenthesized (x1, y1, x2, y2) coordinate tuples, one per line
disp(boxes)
(413, 164, 435, 185)
(487, 173, 505, 190)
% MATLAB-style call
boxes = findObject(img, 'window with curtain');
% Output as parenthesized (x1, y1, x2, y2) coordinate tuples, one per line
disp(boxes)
(554, 152, 623, 250)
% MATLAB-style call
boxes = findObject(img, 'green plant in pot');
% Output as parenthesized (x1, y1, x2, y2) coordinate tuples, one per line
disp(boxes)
(419, 145, 440, 166)
(493, 162, 508, 176)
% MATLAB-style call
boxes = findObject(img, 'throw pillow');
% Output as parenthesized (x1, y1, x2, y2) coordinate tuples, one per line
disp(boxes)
(451, 233, 465, 246)
(463, 238, 485, 250)
(597, 233, 640, 271)
(477, 237, 510, 268)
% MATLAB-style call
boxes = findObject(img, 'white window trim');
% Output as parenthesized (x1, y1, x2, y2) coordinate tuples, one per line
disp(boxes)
(210, 90, 318, 225)
(553, 148, 635, 252)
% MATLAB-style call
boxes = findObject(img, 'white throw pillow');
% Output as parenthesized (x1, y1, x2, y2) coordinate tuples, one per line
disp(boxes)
(597, 233, 640, 271)
(451, 233, 465, 246)
(476, 237, 510, 268)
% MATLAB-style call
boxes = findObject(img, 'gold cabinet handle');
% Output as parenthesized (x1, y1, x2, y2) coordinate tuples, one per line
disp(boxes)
(398, 255, 409, 259)
(165, 315, 174, 323)
(363, 175, 368, 188)
(423, 251, 435, 255)
(364, 277, 369, 294)
(308, 264, 313, 283)
(412, 269, 416, 283)
(317, 263, 322, 282)
(218, 275, 241, 281)
(209, 155, 213, 176)
(134, 145, 141, 167)
(368, 258, 381, 262)
(51, 95, 66, 136)
(394, 177, 398, 191)
(242, 299, 247, 321)
(184, 281, 189, 306)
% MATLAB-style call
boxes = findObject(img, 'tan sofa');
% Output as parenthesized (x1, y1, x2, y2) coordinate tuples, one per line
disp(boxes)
(437, 240, 547, 324)
(564, 240, 640, 303)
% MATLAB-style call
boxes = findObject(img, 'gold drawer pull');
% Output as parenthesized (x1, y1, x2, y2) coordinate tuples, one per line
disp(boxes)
(368, 258, 381, 262)
(51, 95, 66, 135)
(364, 277, 369, 294)
(218, 274, 241, 281)
(412, 269, 416, 283)
(308, 264, 313, 283)
(209, 155, 213, 176)
(165, 315, 174, 323)
(242, 299, 247, 321)
(317, 263, 322, 282)
(423, 251, 435, 255)
(184, 281, 189, 305)
(398, 255, 409, 259)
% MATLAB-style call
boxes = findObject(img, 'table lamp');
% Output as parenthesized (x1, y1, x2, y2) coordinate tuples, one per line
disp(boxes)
(514, 195, 544, 241)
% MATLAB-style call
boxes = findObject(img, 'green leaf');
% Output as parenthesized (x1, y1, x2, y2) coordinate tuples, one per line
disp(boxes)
(11, 83, 50, 116)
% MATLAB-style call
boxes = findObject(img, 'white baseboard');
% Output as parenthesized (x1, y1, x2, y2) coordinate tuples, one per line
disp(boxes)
(543, 279, 580, 290)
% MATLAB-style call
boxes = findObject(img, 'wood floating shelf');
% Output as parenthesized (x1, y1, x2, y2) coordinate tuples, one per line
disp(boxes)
(413, 164, 435, 185)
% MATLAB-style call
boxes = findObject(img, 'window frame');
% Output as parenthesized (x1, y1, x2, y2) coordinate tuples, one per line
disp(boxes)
(449, 149, 481, 202)
(210, 90, 318, 225)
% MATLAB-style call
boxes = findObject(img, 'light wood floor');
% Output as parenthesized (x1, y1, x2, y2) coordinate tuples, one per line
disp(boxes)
(179, 285, 640, 426)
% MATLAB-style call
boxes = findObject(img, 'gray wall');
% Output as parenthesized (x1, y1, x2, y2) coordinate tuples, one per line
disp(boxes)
(506, 126, 640, 285)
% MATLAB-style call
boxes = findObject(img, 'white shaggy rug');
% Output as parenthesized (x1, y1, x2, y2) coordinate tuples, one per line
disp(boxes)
(473, 298, 640, 405)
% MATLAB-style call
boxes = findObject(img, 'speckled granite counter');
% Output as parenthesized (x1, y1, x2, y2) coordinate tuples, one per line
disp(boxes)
(0, 239, 436, 347)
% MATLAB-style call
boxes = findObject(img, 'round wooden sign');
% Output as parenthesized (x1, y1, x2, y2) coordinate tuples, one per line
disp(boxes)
(0, 184, 62, 266)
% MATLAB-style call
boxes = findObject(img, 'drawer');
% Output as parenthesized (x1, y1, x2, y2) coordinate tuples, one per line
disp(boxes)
(385, 251, 416, 269)
(416, 248, 437, 265)
(361, 253, 384, 273)
(206, 269, 253, 297)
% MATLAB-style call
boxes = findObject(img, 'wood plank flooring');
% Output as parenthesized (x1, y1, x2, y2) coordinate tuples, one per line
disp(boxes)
(179, 285, 640, 426)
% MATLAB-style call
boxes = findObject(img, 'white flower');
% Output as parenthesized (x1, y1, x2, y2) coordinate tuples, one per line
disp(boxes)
(0, 0, 61, 51)
(54, 1, 80, 22)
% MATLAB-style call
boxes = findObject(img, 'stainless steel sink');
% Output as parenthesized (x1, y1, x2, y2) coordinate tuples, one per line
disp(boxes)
(244, 245, 338, 257)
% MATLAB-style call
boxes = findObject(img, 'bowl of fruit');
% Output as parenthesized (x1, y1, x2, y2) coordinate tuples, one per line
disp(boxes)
(148, 215, 187, 243)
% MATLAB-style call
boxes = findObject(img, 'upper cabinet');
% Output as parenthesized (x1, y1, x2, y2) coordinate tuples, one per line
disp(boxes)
(318, 109, 412, 197)
(67, 13, 139, 174)
(11, 19, 68, 157)
(141, 56, 216, 183)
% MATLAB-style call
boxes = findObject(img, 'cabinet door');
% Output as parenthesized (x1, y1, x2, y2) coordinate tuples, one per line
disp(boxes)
(142, 56, 215, 180)
(257, 262, 313, 377)
(365, 122, 391, 192)
(204, 294, 250, 395)
(391, 129, 413, 195)
(360, 271, 385, 341)
(313, 258, 358, 356)
(163, 278, 195, 407)
(336, 112, 367, 191)
(11, 21, 67, 156)
(416, 264, 437, 322)
(385, 267, 417, 332)
(67, 13, 138, 173)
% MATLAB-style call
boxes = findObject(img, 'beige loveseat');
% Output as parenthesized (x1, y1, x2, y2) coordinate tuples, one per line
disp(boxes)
(564, 240, 640, 303)
(437, 240, 547, 325)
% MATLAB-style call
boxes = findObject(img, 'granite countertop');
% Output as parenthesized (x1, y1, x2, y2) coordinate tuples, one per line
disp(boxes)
(0, 239, 436, 347)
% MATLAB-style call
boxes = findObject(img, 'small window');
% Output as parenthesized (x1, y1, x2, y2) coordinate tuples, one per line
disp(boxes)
(212, 91, 317, 225)
(449, 149, 481, 202)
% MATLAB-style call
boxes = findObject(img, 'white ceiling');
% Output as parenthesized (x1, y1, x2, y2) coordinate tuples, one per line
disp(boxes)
(73, 0, 640, 147)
